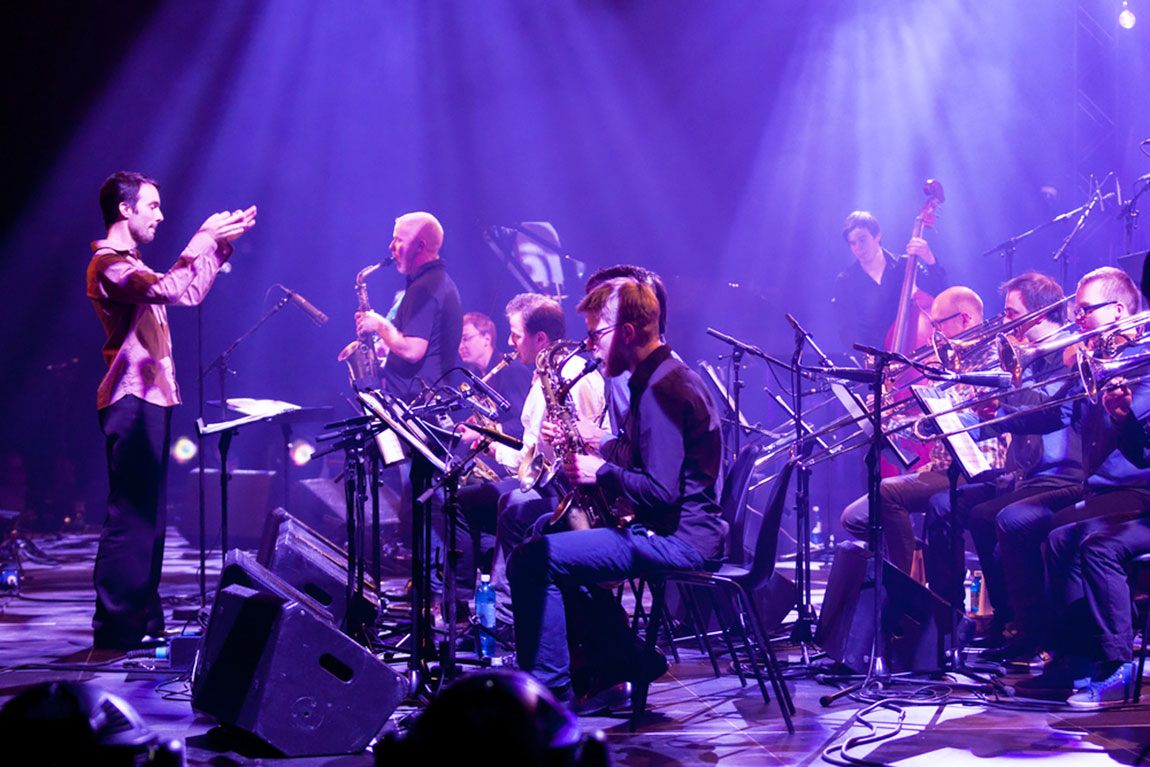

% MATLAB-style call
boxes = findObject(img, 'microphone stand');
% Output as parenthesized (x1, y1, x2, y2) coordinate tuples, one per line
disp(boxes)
(198, 291, 292, 563)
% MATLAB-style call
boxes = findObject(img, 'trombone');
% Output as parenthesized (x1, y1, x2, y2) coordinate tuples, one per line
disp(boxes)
(932, 295, 1071, 372)
(998, 309, 1150, 386)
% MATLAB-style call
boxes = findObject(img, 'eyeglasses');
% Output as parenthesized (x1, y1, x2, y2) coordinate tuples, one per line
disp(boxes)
(1074, 300, 1118, 322)
(930, 311, 962, 330)
(460, 333, 481, 344)
(587, 323, 621, 346)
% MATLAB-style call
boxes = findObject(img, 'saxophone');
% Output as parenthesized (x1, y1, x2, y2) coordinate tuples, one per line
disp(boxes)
(526, 340, 616, 530)
(337, 258, 393, 390)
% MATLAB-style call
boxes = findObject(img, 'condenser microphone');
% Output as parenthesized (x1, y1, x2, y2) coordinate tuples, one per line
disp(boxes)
(929, 370, 1013, 389)
(466, 422, 524, 451)
(278, 285, 329, 326)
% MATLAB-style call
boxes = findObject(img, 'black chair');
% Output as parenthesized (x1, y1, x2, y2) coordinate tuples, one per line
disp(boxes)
(1127, 552, 1150, 703)
(630, 451, 798, 733)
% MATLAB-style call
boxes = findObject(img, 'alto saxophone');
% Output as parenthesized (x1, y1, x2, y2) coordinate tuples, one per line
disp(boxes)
(525, 340, 615, 530)
(337, 258, 393, 390)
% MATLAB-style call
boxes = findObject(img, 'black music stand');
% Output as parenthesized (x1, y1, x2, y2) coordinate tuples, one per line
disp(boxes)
(196, 401, 334, 563)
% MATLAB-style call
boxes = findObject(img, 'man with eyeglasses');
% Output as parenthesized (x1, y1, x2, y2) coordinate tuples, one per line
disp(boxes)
(457, 311, 532, 449)
(508, 277, 725, 712)
(994, 266, 1150, 700)
(452, 294, 605, 621)
(922, 273, 1083, 655)
(839, 287, 1007, 577)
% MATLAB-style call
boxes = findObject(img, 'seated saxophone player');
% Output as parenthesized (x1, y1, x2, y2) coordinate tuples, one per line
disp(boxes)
(354, 211, 463, 401)
(456, 310, 533, 476)
(451, 294, 604, 603)
(508, 277, 727, 712)
(839, 287, 1007, 578)
(921, 273, 1083, 647)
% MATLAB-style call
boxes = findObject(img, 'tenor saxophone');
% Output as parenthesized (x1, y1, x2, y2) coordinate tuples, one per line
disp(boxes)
(524, 340, 615, 530)
(337, 258, 392, 390)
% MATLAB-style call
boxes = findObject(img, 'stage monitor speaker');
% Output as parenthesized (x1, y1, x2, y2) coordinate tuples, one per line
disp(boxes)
(179, 468, 274, 549)
(815, 541, 961, 674)
(256, 508, 378, 626)
(289, 477, 402, 550)
(217, 549, 335, 625)
(192, 582, 406, 757)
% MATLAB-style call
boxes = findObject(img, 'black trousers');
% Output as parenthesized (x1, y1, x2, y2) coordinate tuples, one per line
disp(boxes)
(94, 395, 170, 648)
(1046, 489, 1150, 660)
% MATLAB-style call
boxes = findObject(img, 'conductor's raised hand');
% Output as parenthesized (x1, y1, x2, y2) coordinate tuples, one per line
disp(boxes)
(200, 205, 258, 243)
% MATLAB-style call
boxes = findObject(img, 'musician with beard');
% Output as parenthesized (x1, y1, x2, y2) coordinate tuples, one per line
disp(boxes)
(508, 277, 726, 712)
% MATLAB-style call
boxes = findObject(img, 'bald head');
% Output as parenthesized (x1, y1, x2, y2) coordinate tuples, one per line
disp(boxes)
(931, 286, 983, 339)
(390, 211, 444, 274)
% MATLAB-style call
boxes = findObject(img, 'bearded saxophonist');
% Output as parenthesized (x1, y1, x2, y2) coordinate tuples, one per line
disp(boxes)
(508, 277, 727, 712)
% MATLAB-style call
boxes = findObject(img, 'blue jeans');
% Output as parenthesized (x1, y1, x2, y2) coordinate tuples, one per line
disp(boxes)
(509, 526, 704, 689)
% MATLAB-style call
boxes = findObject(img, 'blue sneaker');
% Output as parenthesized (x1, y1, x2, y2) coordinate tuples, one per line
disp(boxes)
(1066, 663, 1136, 709)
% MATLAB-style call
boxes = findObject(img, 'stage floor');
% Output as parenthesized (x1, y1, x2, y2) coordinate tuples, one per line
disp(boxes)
(1, 531, 1147, 766)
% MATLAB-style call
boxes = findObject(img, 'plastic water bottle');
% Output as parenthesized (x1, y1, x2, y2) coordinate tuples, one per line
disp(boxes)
(969, 571, 982, 615)
(475, 573, 496, 659)
(811, 506, 824, 549)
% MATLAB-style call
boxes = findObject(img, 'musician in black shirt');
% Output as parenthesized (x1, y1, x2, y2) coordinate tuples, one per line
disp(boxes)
(508, 277, 726, 709)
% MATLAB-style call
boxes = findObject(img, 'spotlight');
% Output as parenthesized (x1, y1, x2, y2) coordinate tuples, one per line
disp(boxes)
(1119, 1, 1136, 28)
(289, 439, 315, 466)
(171, 436, 197, 463)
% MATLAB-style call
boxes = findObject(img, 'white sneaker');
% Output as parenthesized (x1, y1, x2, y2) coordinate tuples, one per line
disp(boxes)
(1066, 663, 1136, 709)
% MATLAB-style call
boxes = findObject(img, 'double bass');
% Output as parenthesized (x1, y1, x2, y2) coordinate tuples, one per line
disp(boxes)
(885, 178, 945, 355)
(882, 179, 944, 474)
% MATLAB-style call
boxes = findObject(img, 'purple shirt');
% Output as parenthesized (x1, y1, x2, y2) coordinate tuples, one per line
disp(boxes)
(86, 232, 231, 410)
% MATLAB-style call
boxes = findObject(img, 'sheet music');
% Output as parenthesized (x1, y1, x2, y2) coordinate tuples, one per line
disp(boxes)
(359, 390, 448, 474)
(912, 385, 992, 480)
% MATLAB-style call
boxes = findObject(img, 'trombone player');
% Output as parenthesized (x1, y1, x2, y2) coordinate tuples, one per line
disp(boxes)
(982, 266, 1150, 697)
(923, 273, 1083, 647)
(839, 286, 1006, 578)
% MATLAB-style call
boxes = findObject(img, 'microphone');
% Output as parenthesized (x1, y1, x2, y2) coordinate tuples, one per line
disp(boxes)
(458, 383, 499, 421)
(278, 285, 328, 326)
(466, 422, 524, 451)
(461, 367, 511, 411)
(927, 370, 1013, 389)
(807, 366, 881, 385)
(784, 313, 809, 338)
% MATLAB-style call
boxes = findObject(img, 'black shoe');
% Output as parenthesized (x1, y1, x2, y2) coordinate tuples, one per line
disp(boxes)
(1012, 656, 1097, 701)
(980, 633, 1042, 663)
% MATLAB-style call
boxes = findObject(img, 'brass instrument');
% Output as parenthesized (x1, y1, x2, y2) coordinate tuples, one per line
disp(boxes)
(1079, 346, 1150, 403)
(932, 295, 1071, 372)
(517, 341, 582, 493)
(521, 340, 614, 530)
(337, 258, 393, 390)
(998, 310, 1150, 387)
(461, 352, 517, 483)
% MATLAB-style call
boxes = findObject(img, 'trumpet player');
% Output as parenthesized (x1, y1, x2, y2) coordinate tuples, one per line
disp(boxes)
(923, 273, 1083, 646)
(354, 211, 462, 401)
(509, 278, 727, 712)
